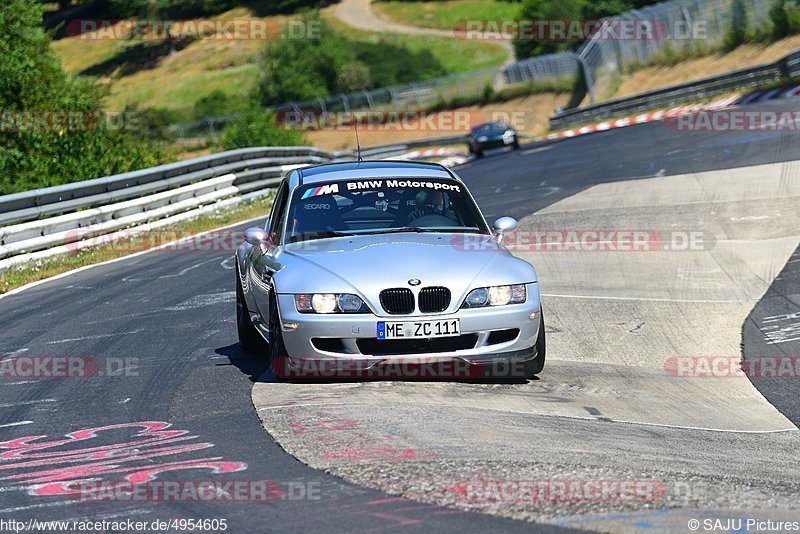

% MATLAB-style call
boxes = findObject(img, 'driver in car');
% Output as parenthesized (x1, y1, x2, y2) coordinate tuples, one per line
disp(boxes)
(408, 190, 457, 224)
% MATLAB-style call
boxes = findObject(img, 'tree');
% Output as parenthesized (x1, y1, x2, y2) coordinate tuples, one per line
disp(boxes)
(336, 61, 371, 93)
(255, 14, 351, 106)
(582, 0, 634, 19)
(514, 0, 586, 59)
(220, 109, 306, 151)
(0, 0, 163, 194)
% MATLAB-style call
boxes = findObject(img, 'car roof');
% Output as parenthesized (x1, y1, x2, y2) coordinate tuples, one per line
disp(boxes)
(292, 160, 458, 188)
(472, 121, 507, 130)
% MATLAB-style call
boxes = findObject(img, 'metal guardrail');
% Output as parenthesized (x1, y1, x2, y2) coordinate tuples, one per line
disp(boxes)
(0, 147, 335, 224)
(502, 53, 582, 86)
(0, 136, 467, 271)
(176, 72, 501, 140)
(175, 60, 578, 141)
(550, 49, 800, 130)
(0, 135, 467, 227)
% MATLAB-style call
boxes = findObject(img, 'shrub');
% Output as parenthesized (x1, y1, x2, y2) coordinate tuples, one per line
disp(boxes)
(194, 90, 240, 119)
(220, 109, 306, 150)
(769, 0, 800, 39)
(723, 0, 748, 50)
(0, 0, 164, 195)
(336, 62, 372, 93)
(255, 12, 445, 106)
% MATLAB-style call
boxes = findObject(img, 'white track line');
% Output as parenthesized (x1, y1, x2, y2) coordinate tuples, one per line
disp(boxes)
(0, 420, 33, 428)
(0, 500, 78, 514)
(45, 330, 143, 344)
(0, 399, 56, 408)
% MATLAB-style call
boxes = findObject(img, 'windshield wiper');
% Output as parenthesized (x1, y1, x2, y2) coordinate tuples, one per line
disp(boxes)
(358, 227, 432, 235)
(289, 230, 355, 242)
(361, 226, 483, 235)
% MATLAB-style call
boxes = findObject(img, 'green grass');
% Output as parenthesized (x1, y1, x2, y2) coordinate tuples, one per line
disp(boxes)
(50, 6, 508, 121)
(427, 76, 577, 111)
(0, 195, 273, 294)
(373, 0, 521, 31)
(51, 8, 268, 118)
(323, 12, 508, 74)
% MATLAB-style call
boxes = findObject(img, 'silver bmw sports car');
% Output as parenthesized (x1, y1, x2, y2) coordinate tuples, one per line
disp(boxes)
(234, 161, 544, 380)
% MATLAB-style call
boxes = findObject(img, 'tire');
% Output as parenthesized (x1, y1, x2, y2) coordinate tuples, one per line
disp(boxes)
(474, 148, 484, 159)
(524, 313, 546, 378)
(236, 266, 267, 354)
(512, 137, 520, 149)
(267, 292, 290, 379)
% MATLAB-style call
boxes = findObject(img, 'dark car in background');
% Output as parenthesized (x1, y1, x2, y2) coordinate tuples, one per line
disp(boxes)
(467, 121, 520, 158)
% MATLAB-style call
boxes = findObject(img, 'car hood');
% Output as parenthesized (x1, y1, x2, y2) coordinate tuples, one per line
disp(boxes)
(273, 232, 536, 314)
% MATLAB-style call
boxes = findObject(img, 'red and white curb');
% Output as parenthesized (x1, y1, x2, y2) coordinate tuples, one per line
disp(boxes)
(533, 84, 800, 144)
(396, 147, 461, 160)
(393, 147, 470, 168)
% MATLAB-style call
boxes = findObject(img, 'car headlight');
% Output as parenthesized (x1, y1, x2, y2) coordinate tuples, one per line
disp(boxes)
(295, 293, 369, 313)
(476, 135, 488, 142)
(503, 130, 515, 138)
(462, 284, 526, 308)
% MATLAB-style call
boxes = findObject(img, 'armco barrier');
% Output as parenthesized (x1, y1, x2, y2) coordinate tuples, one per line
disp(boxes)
(550, 49, 800, 130)
(0, 136, 466, 272)
(0, 147, 335, 225)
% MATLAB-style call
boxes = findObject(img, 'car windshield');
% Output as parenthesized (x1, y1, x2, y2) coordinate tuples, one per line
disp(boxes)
(286, 177, 489, 242)
(473, 122, 508, 133)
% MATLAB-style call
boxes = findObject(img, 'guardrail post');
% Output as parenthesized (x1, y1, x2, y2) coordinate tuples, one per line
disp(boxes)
(412, 82, 423, 107)
(363, 90, 374, 110)
(577, 55, 595, 104)
(206, 119, 217, 144)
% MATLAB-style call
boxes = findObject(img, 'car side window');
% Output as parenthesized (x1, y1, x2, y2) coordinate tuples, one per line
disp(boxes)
(269, 182, 289, 244)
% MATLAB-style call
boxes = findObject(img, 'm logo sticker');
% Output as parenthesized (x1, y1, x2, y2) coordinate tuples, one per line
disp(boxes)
(302, 183, 339, 199)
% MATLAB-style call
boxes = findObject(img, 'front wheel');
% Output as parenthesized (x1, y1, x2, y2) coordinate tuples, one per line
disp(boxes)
(524, 313, 546, 378)
(236, 267, 267, 354)
(267, 293, 290, 379)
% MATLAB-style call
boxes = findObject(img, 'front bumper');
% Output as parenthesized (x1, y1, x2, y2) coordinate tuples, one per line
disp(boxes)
(474, 135, 516, 150)
(274, 283, 541, 377)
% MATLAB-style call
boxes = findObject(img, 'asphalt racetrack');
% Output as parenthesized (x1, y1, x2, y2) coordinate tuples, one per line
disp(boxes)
(1, 96, 799, 533)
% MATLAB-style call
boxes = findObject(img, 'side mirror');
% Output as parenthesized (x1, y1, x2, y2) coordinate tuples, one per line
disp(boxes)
(244, 227, 270, 247)
(493, 216, 518, 243)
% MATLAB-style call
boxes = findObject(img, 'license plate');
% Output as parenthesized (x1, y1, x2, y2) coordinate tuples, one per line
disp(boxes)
(377, 319, 460, 340)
